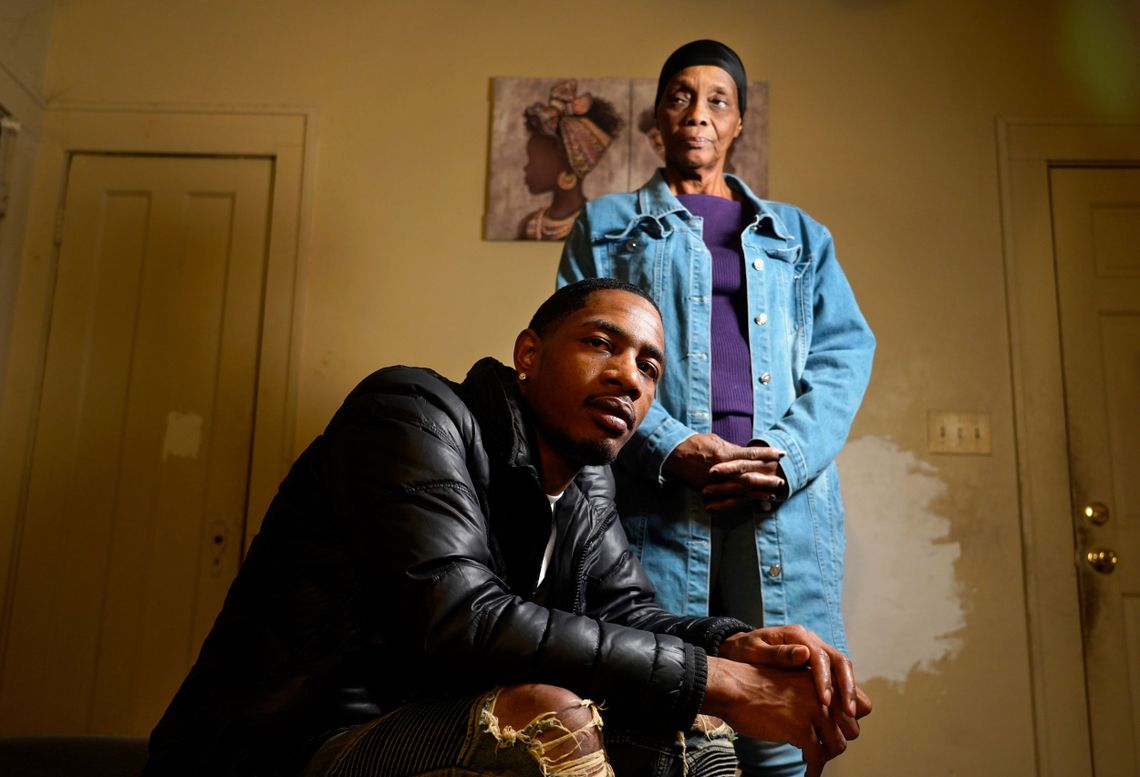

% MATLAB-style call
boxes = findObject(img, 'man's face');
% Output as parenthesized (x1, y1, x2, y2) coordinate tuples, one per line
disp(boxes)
(515, 289, 665, 483)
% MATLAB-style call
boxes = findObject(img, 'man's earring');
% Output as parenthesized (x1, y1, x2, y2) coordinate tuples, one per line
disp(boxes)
(518, 371, 529, 383)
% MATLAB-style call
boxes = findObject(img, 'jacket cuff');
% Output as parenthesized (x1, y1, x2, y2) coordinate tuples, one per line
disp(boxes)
(754, 428, 805, 493)
(703, 618, 754, 656)
(679, 645, 709, 727)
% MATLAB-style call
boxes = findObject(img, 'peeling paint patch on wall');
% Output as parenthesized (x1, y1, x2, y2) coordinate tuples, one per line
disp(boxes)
(162, 411, 203, 461)
(838, 436, 964, 683)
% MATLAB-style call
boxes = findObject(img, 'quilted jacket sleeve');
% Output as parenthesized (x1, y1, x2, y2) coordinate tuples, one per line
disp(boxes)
(322, 368, 713, 732)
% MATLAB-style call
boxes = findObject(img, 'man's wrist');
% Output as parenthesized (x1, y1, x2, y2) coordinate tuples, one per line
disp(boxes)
(701, 656, 746, 719)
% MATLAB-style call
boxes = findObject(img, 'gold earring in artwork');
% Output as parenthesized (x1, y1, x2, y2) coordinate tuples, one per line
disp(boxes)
(518, 371, 529, 383)
(557, 171, 578, 190)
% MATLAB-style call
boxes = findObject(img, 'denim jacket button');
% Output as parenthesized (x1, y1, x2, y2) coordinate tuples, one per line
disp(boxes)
(768, 564, 782, 577)
(625, 238, 642, 251)
(752, 258, 765, 271)
(758, 372, 772, 385)
(754, 313, 768, 326)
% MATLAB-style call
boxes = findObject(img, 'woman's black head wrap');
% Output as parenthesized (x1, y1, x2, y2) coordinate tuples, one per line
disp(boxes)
(654, 39, 747, 115)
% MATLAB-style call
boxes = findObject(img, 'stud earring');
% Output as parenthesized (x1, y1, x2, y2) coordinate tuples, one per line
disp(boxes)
(518, 371, 529, 383)
(557, 171, 578, 190)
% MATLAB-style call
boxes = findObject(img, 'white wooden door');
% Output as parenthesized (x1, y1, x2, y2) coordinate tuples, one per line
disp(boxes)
(1052, 165, 1140, 776)
(0, 153, 272, 735)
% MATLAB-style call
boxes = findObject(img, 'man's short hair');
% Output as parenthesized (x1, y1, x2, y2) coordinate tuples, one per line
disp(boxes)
(530, 278, 661, 336)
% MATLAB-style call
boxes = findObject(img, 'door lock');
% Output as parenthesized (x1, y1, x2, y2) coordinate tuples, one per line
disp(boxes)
(1085, 547, 1119, 575)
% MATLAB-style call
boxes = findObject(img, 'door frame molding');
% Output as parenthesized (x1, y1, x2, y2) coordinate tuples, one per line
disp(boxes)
(0, 108, 313, 653)
(998, 120, 1140, 777)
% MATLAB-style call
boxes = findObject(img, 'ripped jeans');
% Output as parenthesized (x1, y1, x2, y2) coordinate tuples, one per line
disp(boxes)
(301, 689, 738, 777)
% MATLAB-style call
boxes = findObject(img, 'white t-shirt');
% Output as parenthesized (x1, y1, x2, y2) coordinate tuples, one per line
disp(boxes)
(536, 493, 562, 587)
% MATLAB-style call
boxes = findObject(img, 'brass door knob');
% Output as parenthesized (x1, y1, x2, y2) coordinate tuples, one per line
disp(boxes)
(1083, 502, 1110, 525)
(1086, 547, 1119, 575)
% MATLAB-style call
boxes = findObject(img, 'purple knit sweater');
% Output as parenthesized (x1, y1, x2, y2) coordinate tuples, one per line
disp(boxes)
(678, 193, 753, 446)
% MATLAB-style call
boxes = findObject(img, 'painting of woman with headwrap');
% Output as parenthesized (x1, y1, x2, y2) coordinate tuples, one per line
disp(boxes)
(518, 80, 624, 240)
(485, 77, 632, 241)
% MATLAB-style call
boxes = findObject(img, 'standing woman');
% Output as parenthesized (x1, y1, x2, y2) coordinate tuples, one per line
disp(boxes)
(557, 40, 875, 777)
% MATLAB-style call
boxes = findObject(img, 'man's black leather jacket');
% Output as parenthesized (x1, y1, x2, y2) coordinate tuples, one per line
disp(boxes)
(144, 358, 749, 775)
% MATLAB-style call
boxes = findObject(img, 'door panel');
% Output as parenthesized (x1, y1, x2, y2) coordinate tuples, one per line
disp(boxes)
(0, 154, 272, 735)
(1051, 165, 1140, 775)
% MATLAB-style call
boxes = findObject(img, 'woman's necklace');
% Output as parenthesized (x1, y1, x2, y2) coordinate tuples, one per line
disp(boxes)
(526, 207, 580, 241)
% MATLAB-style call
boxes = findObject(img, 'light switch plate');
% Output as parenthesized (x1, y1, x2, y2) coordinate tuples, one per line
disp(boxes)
(927, 411, 992, 455)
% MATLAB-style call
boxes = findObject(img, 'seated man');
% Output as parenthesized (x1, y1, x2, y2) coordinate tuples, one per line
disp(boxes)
(143, 278, 870, 777)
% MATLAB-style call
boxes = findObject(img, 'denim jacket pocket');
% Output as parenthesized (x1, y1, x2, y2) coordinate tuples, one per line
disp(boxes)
(762, 244, 803, 266)
(602, 219, 670, 299)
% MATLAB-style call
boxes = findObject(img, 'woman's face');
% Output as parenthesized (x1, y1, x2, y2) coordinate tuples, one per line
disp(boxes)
(524, 133, 566, 194)
(656, 65, 743, 177)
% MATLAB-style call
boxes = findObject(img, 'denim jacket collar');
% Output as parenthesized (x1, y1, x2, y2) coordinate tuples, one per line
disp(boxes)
(635, 169, 794, 241)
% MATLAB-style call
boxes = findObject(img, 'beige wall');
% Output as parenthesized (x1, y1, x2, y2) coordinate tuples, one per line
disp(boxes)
(3, 0, 1137, 773)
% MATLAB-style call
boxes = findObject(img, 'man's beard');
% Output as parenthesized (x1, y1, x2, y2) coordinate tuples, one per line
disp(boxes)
(541, 420, 619, 469)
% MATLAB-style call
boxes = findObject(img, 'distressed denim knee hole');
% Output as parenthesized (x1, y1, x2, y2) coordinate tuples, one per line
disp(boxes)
(479, 689, 613, 777)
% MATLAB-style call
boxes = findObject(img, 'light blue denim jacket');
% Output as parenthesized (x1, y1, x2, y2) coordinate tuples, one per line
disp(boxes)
(556, 171, 874, 652)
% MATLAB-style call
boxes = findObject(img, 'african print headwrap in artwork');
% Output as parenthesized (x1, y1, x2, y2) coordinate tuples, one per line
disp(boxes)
(524, 80, 616, 179)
